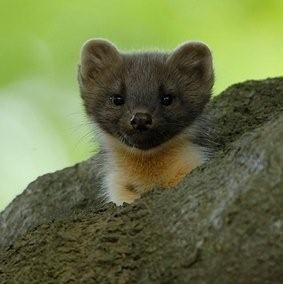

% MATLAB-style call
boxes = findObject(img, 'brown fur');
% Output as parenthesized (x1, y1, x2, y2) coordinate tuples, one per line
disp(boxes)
(78, 39, 215, 204)
(104, 133, 203, 204)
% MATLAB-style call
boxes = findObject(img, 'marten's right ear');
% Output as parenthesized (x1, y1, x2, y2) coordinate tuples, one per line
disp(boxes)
(167, 41, 214, 89)
(79, 39, 122, 81)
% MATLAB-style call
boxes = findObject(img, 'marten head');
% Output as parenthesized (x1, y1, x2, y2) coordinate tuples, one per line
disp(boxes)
(78, 39, 214, 150)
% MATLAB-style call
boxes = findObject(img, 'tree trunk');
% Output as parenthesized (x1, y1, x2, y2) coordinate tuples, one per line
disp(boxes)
(1, 78, 283, 283)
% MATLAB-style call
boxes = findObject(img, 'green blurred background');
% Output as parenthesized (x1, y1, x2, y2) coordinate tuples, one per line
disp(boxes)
(0, 0, 282, 210)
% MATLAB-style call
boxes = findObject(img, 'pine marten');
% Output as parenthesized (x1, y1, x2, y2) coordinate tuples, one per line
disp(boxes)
(78, 39, 215, 205)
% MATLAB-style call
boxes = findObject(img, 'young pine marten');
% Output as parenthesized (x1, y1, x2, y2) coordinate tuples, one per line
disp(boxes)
(78, 39, 215, 205)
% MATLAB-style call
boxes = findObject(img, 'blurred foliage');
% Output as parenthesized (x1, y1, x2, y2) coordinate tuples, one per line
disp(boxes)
(0, 0, 282, 209)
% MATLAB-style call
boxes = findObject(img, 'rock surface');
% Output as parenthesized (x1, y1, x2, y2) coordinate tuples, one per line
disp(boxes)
(0, 78, 283, 283)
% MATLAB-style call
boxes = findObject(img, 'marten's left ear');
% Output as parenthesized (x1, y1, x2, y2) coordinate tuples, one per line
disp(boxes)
(79, 39, 122, 82)
(167, 41, 214, 87)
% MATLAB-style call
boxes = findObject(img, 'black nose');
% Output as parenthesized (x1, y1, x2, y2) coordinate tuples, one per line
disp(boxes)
(130, 112, 152, 130)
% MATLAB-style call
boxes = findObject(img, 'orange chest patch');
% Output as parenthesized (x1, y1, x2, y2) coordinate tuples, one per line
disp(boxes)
(111, 140, 204, 189)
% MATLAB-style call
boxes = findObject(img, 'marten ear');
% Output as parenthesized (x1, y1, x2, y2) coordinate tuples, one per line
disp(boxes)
(167, 41, 214, 87)
(79, 39, 122, 81)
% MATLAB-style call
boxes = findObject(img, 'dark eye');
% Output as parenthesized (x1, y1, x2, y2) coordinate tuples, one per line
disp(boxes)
(160, 94, 173, 106)
(110, 95, 125, 106)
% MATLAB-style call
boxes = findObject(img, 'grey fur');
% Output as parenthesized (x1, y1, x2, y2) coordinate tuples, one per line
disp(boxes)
(78, 39, 215, 151)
